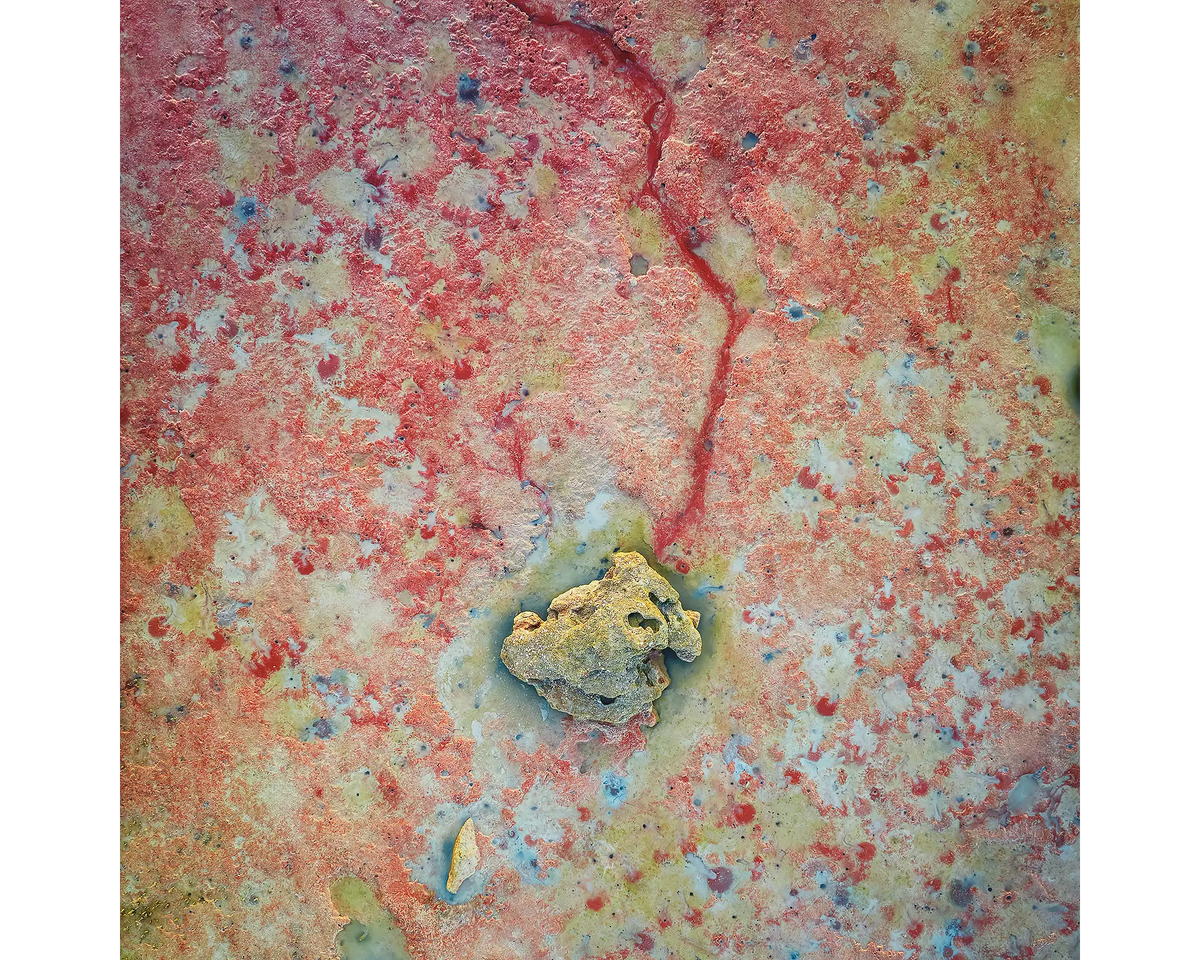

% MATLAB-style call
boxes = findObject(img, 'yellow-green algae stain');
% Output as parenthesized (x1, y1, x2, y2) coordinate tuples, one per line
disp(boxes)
(807, 305, 861, 343)
(123, 485, 197, 567)
(120, 878, 218, 954)
(331, 877, 411, 960)
(555, 769, 830, 957)
(625, 201, 666, 263)
(1031, 303, 1081, 411)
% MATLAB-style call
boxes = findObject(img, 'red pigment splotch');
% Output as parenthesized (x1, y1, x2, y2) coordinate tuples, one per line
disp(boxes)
(316, 354, 340, 378)
(731, 802, 756, 825)
(248, 645, 287, 679)
(797, 466, 821, 488)
(707, 866, 734, 893)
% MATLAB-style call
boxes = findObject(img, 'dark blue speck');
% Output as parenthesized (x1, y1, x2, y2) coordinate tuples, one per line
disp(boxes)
(457, 74, 481, 104)
(234, 197, 258, 224)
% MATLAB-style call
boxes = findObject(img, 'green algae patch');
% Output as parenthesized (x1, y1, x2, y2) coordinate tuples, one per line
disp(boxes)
(1031, 304, 1081, 411)
(807, 305, 861, 343)
(123, 486, 197, 567)
(331, 877, 411, 960)
(120, 881, 218, 952)
(625, 201, 666, 262)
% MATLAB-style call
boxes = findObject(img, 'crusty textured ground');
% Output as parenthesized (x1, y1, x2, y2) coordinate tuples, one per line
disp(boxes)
(120, 0, 1080, 957)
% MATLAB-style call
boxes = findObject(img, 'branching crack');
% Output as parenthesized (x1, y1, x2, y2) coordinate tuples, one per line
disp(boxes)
(498, 0, 751, 551)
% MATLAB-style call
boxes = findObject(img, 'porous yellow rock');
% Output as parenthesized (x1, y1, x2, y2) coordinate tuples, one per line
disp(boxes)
(500, 552, 703, 724)
(446, 817, 479, 894)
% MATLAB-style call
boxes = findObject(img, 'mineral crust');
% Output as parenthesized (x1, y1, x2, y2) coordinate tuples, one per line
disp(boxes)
(500, 552, 702, 724)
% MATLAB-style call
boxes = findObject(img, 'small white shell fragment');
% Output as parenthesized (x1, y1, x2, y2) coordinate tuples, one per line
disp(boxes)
(446, 817, 480, 894)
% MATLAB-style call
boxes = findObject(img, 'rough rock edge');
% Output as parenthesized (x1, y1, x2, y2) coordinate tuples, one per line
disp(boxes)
(499, 552, 703, 724)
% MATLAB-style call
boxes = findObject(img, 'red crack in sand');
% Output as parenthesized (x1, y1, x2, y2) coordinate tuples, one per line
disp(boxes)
(501, 0, 751, 554)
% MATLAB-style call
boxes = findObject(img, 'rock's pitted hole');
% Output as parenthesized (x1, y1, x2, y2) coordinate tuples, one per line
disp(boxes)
(499, 552, 702, 724)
